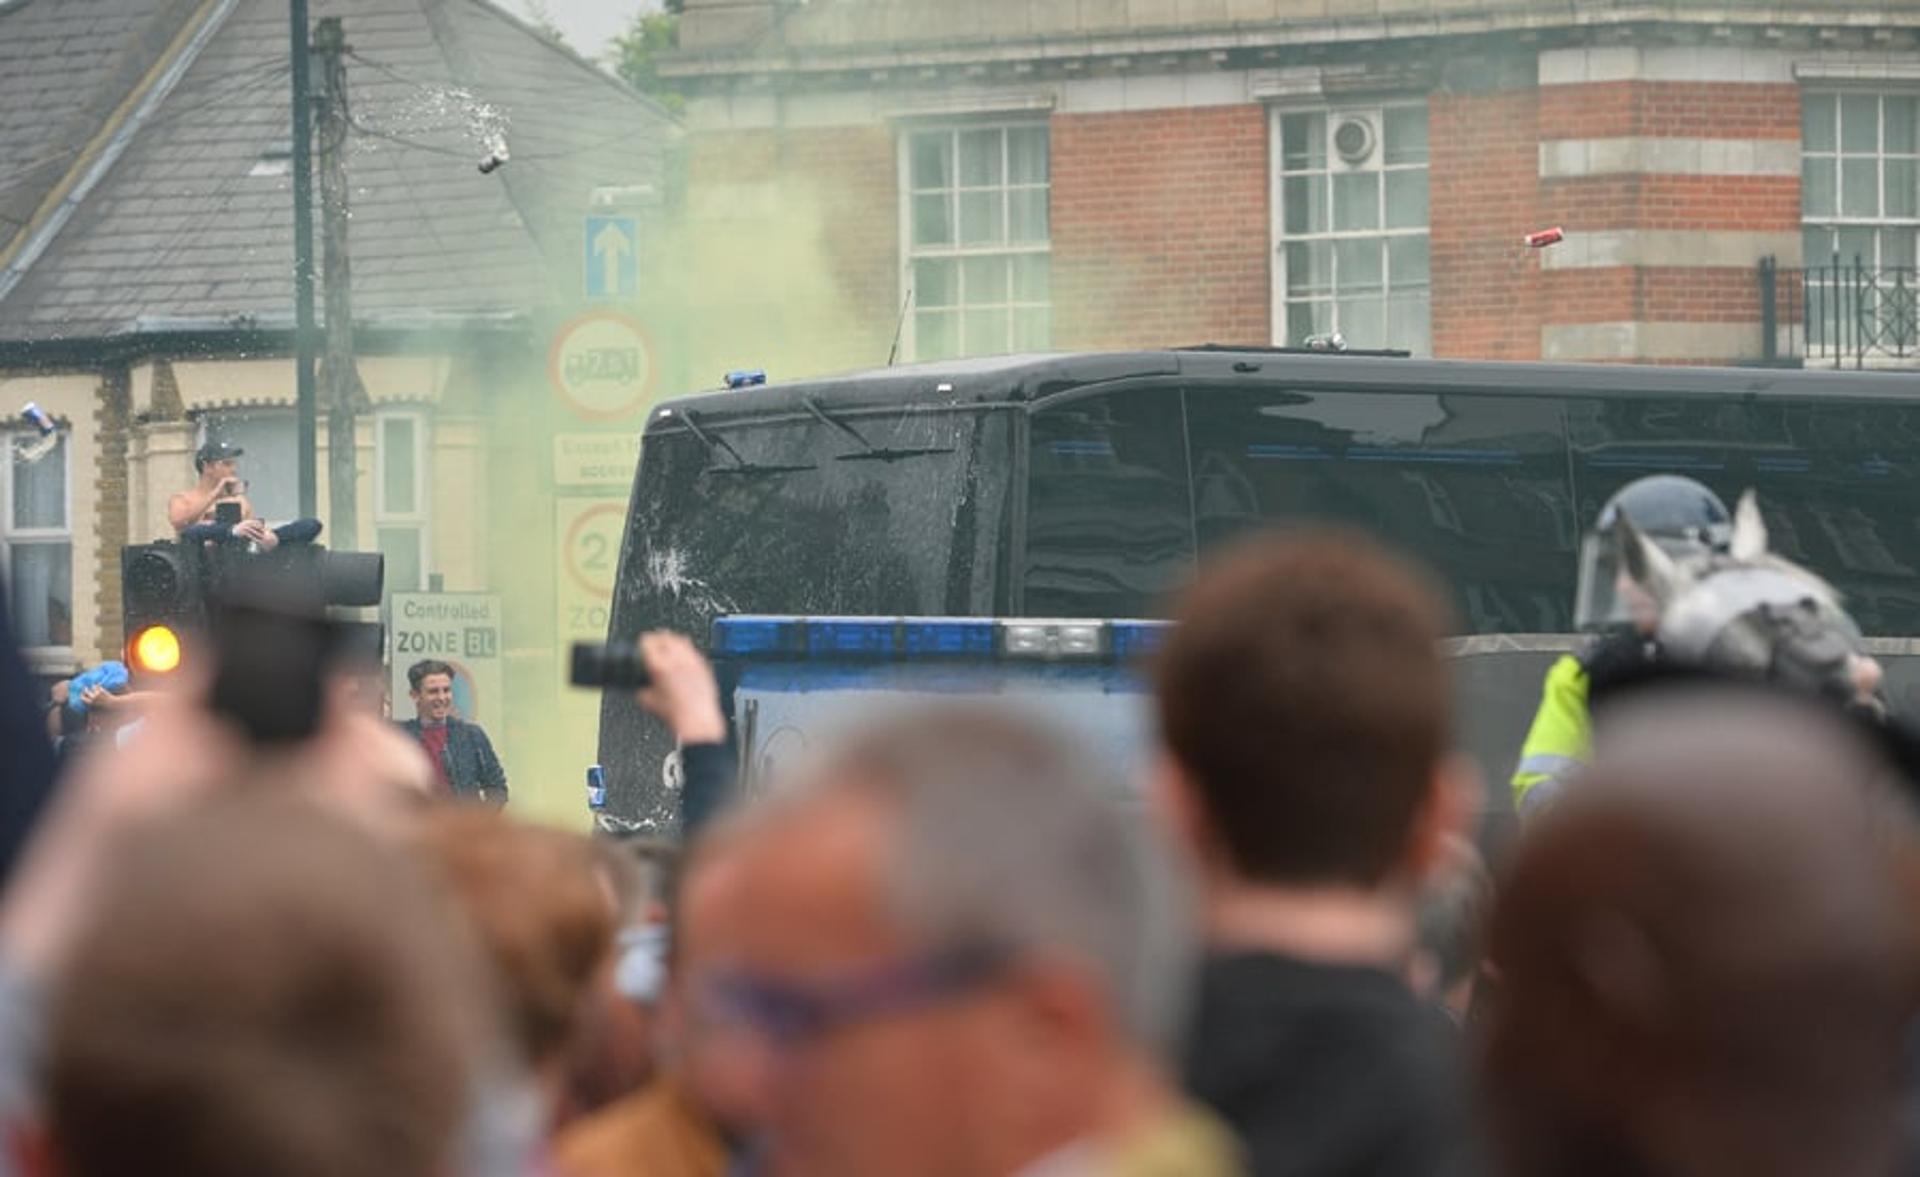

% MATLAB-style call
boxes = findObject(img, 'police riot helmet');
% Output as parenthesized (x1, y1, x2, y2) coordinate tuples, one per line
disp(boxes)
(1574, 475, 1732, 632)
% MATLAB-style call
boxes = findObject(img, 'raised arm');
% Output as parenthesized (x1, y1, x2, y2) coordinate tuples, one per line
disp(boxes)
(633, 631, 735, 838)
(166, 477, 237, 533)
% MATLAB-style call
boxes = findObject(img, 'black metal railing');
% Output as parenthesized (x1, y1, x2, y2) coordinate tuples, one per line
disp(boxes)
(1761, 255, 1920, 369)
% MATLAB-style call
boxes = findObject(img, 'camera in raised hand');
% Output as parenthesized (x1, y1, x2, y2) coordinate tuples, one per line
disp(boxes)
(572, 633, 727, 747)
(571, 642, 651, 690)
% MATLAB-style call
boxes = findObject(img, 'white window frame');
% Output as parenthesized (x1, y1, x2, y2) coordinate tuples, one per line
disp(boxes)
(897, 120, 1052, 361)
(1800, 89, 1920, 361)
(1801, 89, 1920, 272)
(2, 429, 73, 659)
(373, 409, 431, 594)
(1268, 101, 1432, 354)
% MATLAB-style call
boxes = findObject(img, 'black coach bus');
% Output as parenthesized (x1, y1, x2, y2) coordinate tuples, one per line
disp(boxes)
(599, 348, 1920, 827)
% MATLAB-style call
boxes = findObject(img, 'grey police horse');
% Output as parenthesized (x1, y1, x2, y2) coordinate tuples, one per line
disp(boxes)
(1516, 492, 1889, 822)
(1617, 490, 1881, 714)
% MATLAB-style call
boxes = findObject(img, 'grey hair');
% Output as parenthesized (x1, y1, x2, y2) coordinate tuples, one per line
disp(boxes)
(804, 705, 1196, 1059)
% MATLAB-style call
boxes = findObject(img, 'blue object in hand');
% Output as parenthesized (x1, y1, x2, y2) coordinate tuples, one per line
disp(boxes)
(68, 661, 129, 713)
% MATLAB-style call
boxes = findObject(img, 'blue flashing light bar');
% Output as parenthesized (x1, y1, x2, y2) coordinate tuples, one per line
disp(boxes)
(712, 616, 1169, 663)
(1109, 621, 1171, 663)
(713, 617, 792, 656)
(904, 619, 997, 657)
(724, 369, 768, 389)
(807, 619, 895, 656)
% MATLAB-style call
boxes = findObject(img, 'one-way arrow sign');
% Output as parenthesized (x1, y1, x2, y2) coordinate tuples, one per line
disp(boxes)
(584, 215, 637, 300)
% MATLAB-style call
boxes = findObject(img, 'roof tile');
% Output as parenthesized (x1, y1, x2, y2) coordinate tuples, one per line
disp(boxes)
(0, 0, 677, 340)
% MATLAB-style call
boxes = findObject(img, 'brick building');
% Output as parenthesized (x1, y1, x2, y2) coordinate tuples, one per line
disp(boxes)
(665, 0, 1920, 368)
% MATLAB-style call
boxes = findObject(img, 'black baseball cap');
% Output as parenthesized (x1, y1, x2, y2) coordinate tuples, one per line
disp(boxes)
(195, 440, 243, 467)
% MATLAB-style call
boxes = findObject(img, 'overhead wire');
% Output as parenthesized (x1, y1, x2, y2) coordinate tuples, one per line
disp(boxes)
(141, 58, 293, 133)
(332, 58, 512, 301)
(0, 152, 75, 202)
(374, 143, 487, 298)
(339, 111, 520, 288)
(332, 69, 668, 313)
(63, 63, 301, 303)
(346, 118, 473, 159)
(342, 48, 463, 96)
(132, 149, 262, 297)
(16, 43, 663, 302)
(0, 57, 291, 198)
(341, 47, 665, 167)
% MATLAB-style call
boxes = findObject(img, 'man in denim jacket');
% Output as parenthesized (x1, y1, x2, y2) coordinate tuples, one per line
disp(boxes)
(399, 660, 507, 808)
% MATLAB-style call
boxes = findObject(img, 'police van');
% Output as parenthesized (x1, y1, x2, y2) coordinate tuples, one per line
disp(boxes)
(597, 348, 1920, 832)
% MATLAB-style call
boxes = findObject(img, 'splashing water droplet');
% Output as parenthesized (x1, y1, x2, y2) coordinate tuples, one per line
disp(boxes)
(356, 81, 512, 161)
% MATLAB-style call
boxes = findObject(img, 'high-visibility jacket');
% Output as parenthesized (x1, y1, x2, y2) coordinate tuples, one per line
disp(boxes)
(1510, 652, 1593, 814)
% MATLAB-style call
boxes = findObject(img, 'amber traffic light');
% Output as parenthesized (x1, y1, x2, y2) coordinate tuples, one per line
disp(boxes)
(128, 624, 183, 675)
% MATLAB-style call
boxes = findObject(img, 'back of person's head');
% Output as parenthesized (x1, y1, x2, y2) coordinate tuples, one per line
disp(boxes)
(1484, 692, 1920, 1177)
(1156, 530, 1454, 888)
(413, 810, 614, 1072)
(801, 706, 1193, 1057)
(47, 792, 488, 1177)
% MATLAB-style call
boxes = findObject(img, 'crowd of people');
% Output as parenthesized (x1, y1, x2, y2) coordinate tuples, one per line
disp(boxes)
(0, 511, 1916, 1177)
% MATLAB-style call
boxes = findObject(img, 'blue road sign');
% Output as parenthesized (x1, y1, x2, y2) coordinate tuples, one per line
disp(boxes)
(584, 215, 638, 300)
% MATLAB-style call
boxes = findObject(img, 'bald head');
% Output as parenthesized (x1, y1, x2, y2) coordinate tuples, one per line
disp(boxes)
(713, 707, 1193, 1177)
(1487, 688, 1920, 1177)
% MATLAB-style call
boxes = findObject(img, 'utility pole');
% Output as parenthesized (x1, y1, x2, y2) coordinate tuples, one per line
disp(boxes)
(290, 0, 317, 519)
(314, 16, 366, 551)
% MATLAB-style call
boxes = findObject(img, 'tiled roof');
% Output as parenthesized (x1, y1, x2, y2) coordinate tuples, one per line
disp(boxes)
(0, 0, 204, 246)
(0, 0, 677, 342)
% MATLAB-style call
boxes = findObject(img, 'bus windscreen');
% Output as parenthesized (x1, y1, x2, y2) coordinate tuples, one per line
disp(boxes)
(599, 405, 1013, 829)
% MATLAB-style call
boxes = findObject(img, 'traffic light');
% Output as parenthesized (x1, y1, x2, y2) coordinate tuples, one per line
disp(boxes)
(313, 549, 384, 608)
(121, 542, 203, 677)
(130, 623, 183, 674)
(120, 541, 385, 678)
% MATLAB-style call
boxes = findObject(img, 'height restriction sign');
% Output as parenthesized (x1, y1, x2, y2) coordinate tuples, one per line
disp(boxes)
(548, 310, 656, 422)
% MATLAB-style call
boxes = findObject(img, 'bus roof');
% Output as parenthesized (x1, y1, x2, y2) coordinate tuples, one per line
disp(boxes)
(647, 349, 1920, 429)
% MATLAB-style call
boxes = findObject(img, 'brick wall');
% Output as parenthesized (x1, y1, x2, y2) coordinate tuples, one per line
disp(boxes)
(1539, 82, 1802, 141)
(1535, 78, 1801, 359)
(1543, 268, 1766, 325)
(1050, 104, 1270, 349)
(1431, 87, 1545, 360)
(1542, 176, 1801, 231)
(677, 53, 1813, 368)
(92, 366, 130, 661)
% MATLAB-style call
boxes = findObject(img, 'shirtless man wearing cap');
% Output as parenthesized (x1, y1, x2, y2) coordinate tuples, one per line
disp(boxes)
(167, 440, 276, 548)
(166, 440, 320, 549)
